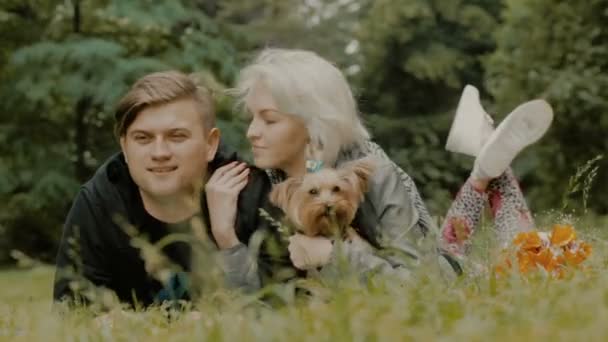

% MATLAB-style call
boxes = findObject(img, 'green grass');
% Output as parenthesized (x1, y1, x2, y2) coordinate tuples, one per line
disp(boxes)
(2, 214, 608, 341)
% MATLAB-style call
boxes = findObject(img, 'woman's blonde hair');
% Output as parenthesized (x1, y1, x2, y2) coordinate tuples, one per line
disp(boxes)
(234, 48, 370, 166)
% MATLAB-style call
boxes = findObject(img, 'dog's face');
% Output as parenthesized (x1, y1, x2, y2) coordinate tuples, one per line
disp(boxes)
(269, 158, 376, 237)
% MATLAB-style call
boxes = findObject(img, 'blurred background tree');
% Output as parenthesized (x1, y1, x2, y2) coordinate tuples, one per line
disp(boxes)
(0, 0, 242, 263)
(1, 0, 606, 264)
(485, 0, 608, 213)
(354, 0, 502, 214)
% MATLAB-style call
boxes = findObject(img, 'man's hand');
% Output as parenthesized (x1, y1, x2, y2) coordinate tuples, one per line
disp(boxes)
(288, 234, 333, 270)
(205, 161, 249, 249)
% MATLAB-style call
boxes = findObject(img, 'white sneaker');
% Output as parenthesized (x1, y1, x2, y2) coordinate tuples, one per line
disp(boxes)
(472, 99, 553, 180)
(445, 85, 495, 157)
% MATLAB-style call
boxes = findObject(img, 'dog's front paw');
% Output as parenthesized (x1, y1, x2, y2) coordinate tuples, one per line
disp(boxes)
(288, 234, 333, 270)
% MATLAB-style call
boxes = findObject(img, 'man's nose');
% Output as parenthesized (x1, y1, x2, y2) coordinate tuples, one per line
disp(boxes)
(151, 138, 171, 160)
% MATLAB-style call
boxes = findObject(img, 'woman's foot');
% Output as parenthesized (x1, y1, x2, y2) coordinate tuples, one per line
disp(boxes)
(471, 100, 553, 180)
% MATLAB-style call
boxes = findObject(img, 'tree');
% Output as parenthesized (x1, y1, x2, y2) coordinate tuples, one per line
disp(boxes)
(354, 0, 502, 213)
(0, 0, 242, 263)
(215, 0, 370, 66)
(485, 0, 608, 213)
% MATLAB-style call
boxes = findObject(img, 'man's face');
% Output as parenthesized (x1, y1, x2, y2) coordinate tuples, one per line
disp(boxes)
(120, 98, 219, 201)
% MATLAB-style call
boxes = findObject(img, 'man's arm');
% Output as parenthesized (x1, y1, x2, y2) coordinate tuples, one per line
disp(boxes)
(53, 188, 113, 304)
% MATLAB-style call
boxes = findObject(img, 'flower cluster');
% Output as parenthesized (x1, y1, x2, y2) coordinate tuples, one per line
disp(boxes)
(495, 224, 592, 278)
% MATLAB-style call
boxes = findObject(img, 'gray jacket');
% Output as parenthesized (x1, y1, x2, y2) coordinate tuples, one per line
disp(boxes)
(219, 140, 449, 291)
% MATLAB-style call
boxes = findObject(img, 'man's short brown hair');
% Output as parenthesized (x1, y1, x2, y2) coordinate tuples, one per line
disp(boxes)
(114, 71, 215, 138)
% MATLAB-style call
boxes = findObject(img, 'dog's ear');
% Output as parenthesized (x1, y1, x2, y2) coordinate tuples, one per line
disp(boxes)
(269, 177, 302, 211)
(341, 157, 377, 195)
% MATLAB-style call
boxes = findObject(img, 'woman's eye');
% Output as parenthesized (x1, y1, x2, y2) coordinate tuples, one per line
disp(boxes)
(134, 135, 150, 143)
(308, 188, 319, 195)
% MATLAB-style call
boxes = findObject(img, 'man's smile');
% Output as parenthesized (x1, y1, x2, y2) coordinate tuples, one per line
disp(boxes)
(147, 166, 178, 173)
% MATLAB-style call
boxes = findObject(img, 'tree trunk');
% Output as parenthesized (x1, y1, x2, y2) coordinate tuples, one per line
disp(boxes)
(73, 0, 81, 33)
(74, 97, 91, 182)
(198, 0, 220, 18)
(72, 0, 88, 182)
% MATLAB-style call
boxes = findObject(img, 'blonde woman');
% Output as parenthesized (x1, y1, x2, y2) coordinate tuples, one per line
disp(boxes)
(211, 48, 553, 285)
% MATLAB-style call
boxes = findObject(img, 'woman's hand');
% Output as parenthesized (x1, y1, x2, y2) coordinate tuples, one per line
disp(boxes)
(205, 161, 249, 249)
(288, 234, 333, 270)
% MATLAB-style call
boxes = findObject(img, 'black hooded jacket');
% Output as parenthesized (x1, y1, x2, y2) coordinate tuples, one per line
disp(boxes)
(52, 142, 291, 307)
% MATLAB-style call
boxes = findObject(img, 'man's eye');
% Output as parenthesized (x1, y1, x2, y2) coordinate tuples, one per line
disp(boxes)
(170, 134, 188, 141)
(134, 135, 150, 142)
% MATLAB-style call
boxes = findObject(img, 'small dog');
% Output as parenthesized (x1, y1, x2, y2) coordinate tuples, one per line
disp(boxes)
(269, 157, 376, 239)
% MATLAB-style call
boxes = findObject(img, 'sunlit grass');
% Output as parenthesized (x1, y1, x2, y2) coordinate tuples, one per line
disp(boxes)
(1, 214, 608, 341)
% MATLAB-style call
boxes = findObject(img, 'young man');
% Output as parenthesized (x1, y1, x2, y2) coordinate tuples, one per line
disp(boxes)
(53, 71, 275, 307)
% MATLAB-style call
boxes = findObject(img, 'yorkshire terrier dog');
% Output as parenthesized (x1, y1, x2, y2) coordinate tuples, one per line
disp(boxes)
(269, 157, 376, 239)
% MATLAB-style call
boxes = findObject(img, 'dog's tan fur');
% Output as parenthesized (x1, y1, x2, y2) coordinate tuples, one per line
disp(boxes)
(269, 157, 376, 238)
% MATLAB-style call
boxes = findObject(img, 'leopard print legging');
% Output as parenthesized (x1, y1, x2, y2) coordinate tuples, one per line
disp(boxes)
(441, 168, 534, 255)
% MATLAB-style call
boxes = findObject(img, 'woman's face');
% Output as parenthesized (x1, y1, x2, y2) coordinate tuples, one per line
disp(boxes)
(245, 82, 310, 175)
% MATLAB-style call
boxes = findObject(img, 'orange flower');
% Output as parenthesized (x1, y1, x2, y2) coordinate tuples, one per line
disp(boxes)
(496, 225, 592, 279)
(532, 248, 559, 272)
(516, 249, 536, 273)
(494, 264, 509, 277)
(494, 251, 513, 277)
(514, 231, 542, 252)
(563, 242, 592, 266)
(550, 224, 576, 247)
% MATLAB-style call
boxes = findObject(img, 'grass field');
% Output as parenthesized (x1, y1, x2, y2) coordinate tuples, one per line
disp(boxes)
(2, 214, 608, 341)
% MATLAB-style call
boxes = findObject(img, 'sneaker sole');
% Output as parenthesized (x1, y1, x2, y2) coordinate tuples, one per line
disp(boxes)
(476, 99, 553, 178)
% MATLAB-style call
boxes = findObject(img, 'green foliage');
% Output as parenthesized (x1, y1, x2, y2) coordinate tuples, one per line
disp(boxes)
(355, 0, 502, 213)
(486, 0, 608, 212)
(1, 213, 608, 340)
(0, 0, 244, 264)
(2, 0, 607, 264)
(561, 155, 604, 214)
(357, 0, 500, 115)
(218, 0, 369, 66)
